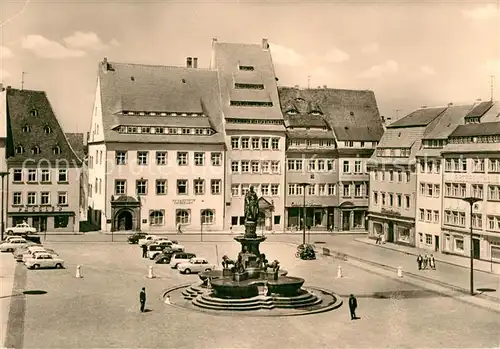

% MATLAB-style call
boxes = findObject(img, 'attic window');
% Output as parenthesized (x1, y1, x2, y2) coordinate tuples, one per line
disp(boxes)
(181, 113, 187, 116)
(127, 111, 135, 115)
(22, 125, 31, 132)
(30, 109, 38, 117)
(181, 79, 186, 83)
(44, 126, 52, 134)
(239, 65, 254, 71)
(52, 146, 61, 155)
(15, 145, 24, 154)
(349, 111, 354, 116)
(31, 146, 41, 155)
(149, 112, 157, 116)
(160, 112, 167, 116)
(287, 110, 298, 115)
(130, 76, 135, 81)
(311, 111, 322, 116)
(295, 98, 305, 102)
(171, 113, 177, 116)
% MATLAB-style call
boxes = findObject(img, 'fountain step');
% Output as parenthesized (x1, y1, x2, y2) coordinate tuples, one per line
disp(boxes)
(193, 298, 264, 311)
(273, 298, 322, 308)
(196, 297, 264, 308)
(200, 294, 266, 304)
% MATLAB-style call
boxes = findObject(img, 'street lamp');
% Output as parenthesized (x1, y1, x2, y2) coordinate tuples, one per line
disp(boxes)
(298, 183, 310, 245)
(462, 196, 481, 296)
(0, 171, 9, 241)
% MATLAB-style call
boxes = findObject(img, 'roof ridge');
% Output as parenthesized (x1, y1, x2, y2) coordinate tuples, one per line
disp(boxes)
(279, 86, 374, 93)
(108, 61, 213, 71)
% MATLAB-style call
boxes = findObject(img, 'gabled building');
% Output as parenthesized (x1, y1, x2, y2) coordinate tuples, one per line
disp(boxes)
(5, 87, 83, 232)
(87, 58, 226, 232)
(368, 106, 448, 245)
(66, 132, 88, 222)
(211, 38, 285, 231)
(279, 87, 338, 230)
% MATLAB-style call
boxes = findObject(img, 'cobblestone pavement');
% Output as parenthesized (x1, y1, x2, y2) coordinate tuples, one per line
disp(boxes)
(4, 239, 499, 348)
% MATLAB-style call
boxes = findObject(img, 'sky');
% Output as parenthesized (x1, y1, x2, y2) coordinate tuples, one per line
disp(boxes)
(0, 0, 499, 133)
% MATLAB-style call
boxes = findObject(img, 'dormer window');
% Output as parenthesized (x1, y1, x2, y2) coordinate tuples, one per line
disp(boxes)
(52, 146, 61, 155)
(287, 110, 298, 115)
(295, 98, 305, 103)
(171, 113, 177, 116)
(127, 111, 135, 115)
(149, 112, 156, 116)
(22, 125, 31, 132)
(181, 113, 187, 116)
(15, 145, 24, 154)
(44, 126, 52, 134)
(31, 146, 41, 155)
(310, 111, 322, 116)
(30, 109, 38, 117)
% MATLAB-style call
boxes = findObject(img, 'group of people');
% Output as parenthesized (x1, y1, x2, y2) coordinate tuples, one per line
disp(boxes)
(416, 253, 436, 270)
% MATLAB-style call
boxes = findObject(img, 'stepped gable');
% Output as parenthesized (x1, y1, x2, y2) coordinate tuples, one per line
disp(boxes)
(278, 86, 384, 141)
(211, 40, 284, 124)
(6, 88, 82, 166)
(98, 60, 225, 144)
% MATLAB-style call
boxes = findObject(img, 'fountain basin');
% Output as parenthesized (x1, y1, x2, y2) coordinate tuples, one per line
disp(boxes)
(199, 269, 288, 285)
(210, 276, 305, 299)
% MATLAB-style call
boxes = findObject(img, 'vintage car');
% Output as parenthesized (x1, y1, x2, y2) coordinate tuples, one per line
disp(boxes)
(170, 252, 197, 269)
(0, 238, 28, 252)
(146, 244, 168, 259)
(153, 251, 177, 264)
(138, 235, 159, 247)
(127, 232, 147, 244)
(20, 246, 47, 262)
(6, 223, 37, 235)
(177, 257, 216, 274)
(25, 253, 65, 269)
(12, 244, 42, 260)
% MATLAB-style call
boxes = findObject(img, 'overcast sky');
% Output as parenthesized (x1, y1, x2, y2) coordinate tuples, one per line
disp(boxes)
(1, 0, 499, 133)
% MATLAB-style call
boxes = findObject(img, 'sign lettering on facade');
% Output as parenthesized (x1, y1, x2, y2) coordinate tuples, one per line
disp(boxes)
(173, 199, 195, 205)
(291, 202, 322, 207)
(381, 208, 401, 216)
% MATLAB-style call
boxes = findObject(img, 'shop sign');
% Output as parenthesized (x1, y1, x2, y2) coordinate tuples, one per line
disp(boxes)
(17, 205, 63, 212)
(173, 199, 195, 205)
(291, 202, 323, 207)
(381, 208, 401, 216)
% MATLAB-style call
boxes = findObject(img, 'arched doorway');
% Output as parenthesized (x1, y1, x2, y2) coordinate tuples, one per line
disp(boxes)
(116, 210, 133, 231)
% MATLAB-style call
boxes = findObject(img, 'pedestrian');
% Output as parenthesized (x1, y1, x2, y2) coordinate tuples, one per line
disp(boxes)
(423, 254, 429, 270)
(429, 254, 436, 270)
(417, 254, 423, 270)
(375, 234, 381, 244)
(139, 287, 146, 313)
(348, 294, 358, 320)
(177, 222, 183, 234)
(142, 244, 148, 258)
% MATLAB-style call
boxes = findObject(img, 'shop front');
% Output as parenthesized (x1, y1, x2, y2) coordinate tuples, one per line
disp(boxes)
(338, 202, 368, 232)
(285, 204, 334, 230)
(368, 211, 415, 246)
(8, 205, 77, 232)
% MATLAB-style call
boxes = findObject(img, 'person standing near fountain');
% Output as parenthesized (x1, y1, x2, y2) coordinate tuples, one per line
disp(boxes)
(349, 294, 358, 320)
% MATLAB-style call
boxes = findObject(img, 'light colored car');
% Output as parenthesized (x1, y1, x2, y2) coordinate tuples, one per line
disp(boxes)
(6, 223, 37, 235)
(12, 244, 42, 260)
(20, 246, 47, 262)
(2, 236, 24, 243)
(25, 253, 64, 269)
(161, 240, 185, 252)
(0, 238, 28, 252)
(177, 257, 216, 274)
(138, 235, 158, 247)
(146, 244, 167, 259)
(170, 252, 196, 269)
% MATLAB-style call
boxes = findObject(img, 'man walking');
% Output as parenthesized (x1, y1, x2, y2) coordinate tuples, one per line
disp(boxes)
(142, 244, 148, 259)
(348, 294, 358, 320)
(423, 254, 429, 270)
(417, 254, 423, 270)
(429, 254, 436, 270)
(177, 222, 183, 234)
(139, 287, 146, 312)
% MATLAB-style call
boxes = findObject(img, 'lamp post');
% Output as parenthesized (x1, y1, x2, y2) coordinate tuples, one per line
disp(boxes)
(298, 183, 310, 245)
(0, 172, 9, 241)
(462, 196, 481, 296)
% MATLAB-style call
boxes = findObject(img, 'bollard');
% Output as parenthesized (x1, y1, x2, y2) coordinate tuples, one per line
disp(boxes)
(76, 265, 83, 278)
(147, 266, 155, 279)
(397, 266, 403, 278)
(164, 295, 171, 304)
(337, 265, 343, 278)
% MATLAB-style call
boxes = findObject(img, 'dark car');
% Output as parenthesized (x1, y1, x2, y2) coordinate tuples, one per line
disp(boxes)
(154, 251, 176, 264)
(127, 232, 147, 244)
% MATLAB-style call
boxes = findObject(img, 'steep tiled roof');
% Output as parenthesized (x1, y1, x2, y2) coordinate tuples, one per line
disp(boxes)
(464, 101, 493, 119)
(422, 104, 474, 139)
(278, 87, 384, 141)
(6, 88, 82, 165)
(476, 101, 500, 123)
(442, 143, 500, 154)
(65, 133, 85, 160)
(388, 107, 446, 128)
(449, 121, 500, 137)
(113, 115, 212, 128)
(286, 114, 329, 128)
(287, 129, 335, 140)
(212, 41, 285, 124)
(377, 127, 425, 148)
(98, 61, 225, 144)
(0, 89, 7, 138)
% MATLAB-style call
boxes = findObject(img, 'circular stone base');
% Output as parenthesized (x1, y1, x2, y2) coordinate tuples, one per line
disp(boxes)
(162, 283, 343, 317)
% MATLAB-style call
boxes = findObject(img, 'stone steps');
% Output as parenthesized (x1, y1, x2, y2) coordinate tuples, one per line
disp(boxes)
(182, 285, 206, 300)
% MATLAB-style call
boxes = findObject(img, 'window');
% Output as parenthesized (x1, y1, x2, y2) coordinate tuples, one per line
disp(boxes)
(177, 152, 188, 166)
(435, 161, 440, 173)
(241, 161, 250, 173)
(194, 179, 205, 195)
(271, 161, 280, 173)
(328, 184, 336, 196)
(327, 160, 334, 171)
(343, 184, 350, 197)
(15, 145, 24, 154)
(150, 210, 164, 226)
(434, 211, 439, 223)
(251, 138, 260, 149)
(271, 184, 279, 196)
(177, 180, 188, 195)
(231, 137, 239, 149)
(427, 162, 433, 173)
(58, 169, 68, 182)
(156, 152, 167, 165)
(427, 184, 433, 197)
(426, 209, 432, 222)
(116, 151, 127, 165)
(288, 184, 296, 196)
(201, 209, 215, 224)
(271, 138, 279, 150)
(373, 192, 379, 205)
(137, 151, 148, 165)
(405, 172, 410, 182)
(209, 179, 221, 195)
(231, 161, 239, 173)
(397, 194, 402, 207)
(354, 184, 361, 197)
(156, 179, 167, 195)
(488, 185, 500, 201)
(194, 152, 205, 166)
(211, 152, 222, 166)
(389, 193, 394, 207)
(343, 161, 350, 173)
(405, 195, 410, 209)
(389, 171, 394, 182)
(241, 137, 250, 149)
(420, 183, 425, 195)
(425, 234, 432, 245)
(397, 171, 402, 183)
(419, 209, 425, 221)
(317, 160, 325, 171)
(473, 159, 485, 172)
(308, 160, 316, 172)
(381, 193, 386, 206)
(40, 192, 50, 205)
(259, 184, 269, 196)
(308, 185, 316, 196)
(22, 125, 31, 132)
(13, 192, 22, 205)
(262, 138, 270, 149)
(27, 192, 36, 205)
(136, 180, 147, 195)
(434, 184, 440, 197)
(455, 238, 464, 252)
(345, 141, 354, 147)
(57, 192, 68, 205)
(115, 180, 126, 195)
(13, 169, 22, 182)
(28, 169, 37, 183)
(176, 209, 190, 224)
(354, 161, 361, 174)
(40, 169, 50, 183)
(52, 146, 61, 155)
(317, 184, 326, 196)
(472, 213, 482, 228)
(231, 184, 240, 196)
(472, 184, 483, 199)
(251, 161, 260, 173)
(488, 158, 500, 172)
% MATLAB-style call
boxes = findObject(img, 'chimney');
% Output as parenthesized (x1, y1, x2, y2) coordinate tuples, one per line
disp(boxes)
(186, 57, 193, 68)
(262, 38, 269, 49)
(193, 57, 198, 68)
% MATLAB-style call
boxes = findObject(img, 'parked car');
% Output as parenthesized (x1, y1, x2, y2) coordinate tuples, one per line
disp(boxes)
(12, 244, 42, 260)
(25, 253, 65, 269)
(2, 236, 23, 243)
(0, 238, 28, 252)
(153, 251, 177, 264)
(6, 223, 37, 236)
(127, 232, 147, 244)
(177, 257, 216, 274)
(138, 235, 158, 247)
(170, 252, 197, 269)
(146, 244, 167, 260)
(20, 246, 47, 262)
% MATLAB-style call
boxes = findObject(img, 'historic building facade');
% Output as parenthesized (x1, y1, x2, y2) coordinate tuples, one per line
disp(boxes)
(5, 88, 84, 232)
(87, 58, 226, 232)
(211, 38, 286, 232)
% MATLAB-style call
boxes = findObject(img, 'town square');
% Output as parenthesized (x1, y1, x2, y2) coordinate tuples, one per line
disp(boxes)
(1, 0, 500, 348)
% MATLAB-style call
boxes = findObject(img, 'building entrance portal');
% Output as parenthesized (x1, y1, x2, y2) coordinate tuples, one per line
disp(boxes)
(116, 210, 133, 231)
(110, 195, 141, 232)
